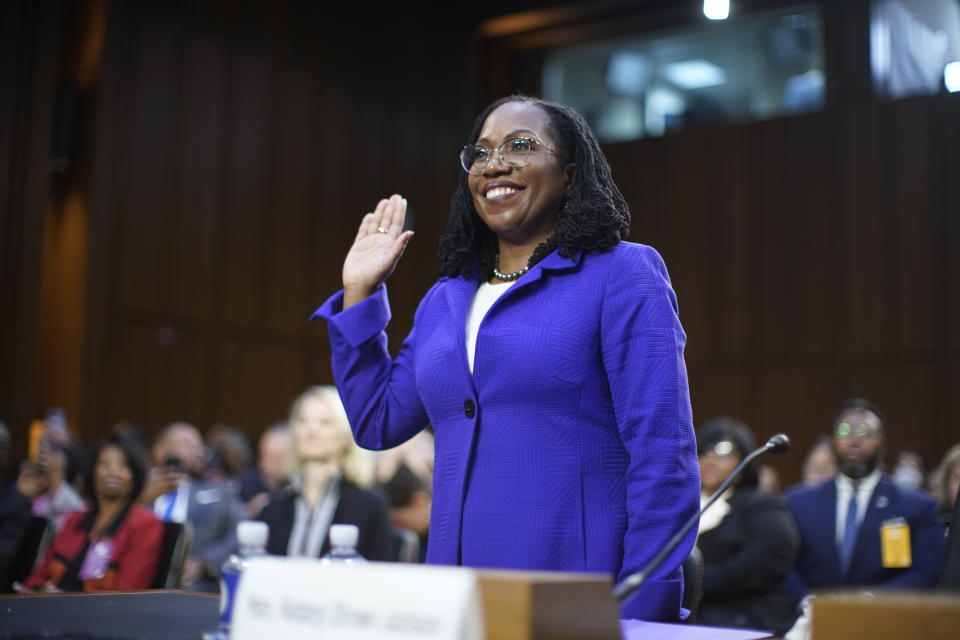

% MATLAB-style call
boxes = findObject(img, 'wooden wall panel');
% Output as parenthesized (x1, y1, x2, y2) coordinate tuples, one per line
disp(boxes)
(889, 100, 934, 354)
(219, 50, 271, 330)
(116, 12, 178, 314)
(0, 0, 63, 448)
(169, 33, 226, 325)
(751, 119, 793, 363)
(103, 322, 208, 428)
(213, 338, 303, 431)
(840, 103, 887, 356)
(77, 0, 480, 442)
(263, 68, 316, 335)
(943, 96, 960, 354)
(795, 112, 841, 359)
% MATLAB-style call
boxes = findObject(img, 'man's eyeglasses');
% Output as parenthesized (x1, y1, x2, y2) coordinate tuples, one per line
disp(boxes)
(834, 422, 881, 439)
(459, 137, 556, 175)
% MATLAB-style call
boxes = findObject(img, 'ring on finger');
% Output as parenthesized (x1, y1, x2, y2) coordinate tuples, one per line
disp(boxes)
(376, 226, 389, 234)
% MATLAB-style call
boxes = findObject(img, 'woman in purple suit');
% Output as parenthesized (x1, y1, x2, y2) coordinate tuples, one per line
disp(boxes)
(313, 95, 699, 621)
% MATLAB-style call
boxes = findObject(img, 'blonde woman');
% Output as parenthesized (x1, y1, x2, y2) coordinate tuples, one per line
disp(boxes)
(259, 386, 393, 560)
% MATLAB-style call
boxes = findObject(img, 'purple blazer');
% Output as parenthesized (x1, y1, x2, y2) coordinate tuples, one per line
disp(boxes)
(313, 242, 699, 621)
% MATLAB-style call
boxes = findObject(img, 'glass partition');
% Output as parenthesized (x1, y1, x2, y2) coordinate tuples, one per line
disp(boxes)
(542, 5, 825, 142)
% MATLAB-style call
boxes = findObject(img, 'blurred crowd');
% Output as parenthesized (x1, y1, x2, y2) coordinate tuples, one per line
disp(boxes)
(0, 393, 957, 635)
(0, 386, 433, 594)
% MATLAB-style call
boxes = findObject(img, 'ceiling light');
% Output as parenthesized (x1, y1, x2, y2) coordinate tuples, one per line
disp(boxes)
(662, 59, 727, 90)
(946, 61, 960, 93)
(704, 0, 730, 21)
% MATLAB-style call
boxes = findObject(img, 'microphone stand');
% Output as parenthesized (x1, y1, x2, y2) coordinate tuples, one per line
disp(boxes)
(612, 433, 790, 603)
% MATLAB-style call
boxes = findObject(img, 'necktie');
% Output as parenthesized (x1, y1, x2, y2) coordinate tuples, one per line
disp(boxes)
(161, 490, 178, 522)
(839, 489, 859, 578)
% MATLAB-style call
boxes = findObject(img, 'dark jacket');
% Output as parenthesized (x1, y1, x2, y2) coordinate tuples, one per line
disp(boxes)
(786, 475, 945, 600)
(259, 478, 393, 562)
(940, 489, 960, 590)
(697, 488, 800, 635)
(0, 480, 33, 590)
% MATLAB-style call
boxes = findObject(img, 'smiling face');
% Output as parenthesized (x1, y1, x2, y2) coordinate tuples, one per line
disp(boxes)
(467, 101, 573, 249)
(95, 444, 134, 501)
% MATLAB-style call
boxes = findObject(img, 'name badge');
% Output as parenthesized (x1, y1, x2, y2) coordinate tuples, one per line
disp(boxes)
(79, 539, 116, 580)
(880, 518, 912, 568)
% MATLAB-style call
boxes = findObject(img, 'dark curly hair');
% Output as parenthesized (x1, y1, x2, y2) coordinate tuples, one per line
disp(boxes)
(439, 95, 631, 279)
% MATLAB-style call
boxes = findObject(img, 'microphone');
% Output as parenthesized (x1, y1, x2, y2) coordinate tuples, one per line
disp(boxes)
(612, 433, 791, 603)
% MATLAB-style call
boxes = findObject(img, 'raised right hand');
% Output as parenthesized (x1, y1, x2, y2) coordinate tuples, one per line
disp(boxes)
(342, 194, 414, 309)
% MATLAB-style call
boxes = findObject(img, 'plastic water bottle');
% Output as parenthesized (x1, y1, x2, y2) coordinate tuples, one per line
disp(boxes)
(320, 524, 366, 565)
(203, 520, 269, 640)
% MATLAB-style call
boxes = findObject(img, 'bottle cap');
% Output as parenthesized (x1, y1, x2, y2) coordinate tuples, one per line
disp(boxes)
(328, 524, 359, 548)
(237, 520, 269, 547)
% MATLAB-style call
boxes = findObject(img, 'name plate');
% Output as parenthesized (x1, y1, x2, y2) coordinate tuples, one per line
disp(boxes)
(232, 557, 483, 640)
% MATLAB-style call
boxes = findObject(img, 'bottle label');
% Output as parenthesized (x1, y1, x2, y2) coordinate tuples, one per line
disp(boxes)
(219, 569, 241, 627)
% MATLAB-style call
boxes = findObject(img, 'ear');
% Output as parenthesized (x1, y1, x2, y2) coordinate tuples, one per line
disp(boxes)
(564, 163, 576, 195)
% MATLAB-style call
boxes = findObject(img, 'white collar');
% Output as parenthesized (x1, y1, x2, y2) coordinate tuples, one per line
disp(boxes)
(836, 467, 882, 496)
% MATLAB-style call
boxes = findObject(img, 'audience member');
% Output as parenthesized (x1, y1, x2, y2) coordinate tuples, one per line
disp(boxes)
(940, 478, 960, 590)
(259, 386, 392, 561)
(758, 465, 781, 494)
(0, 422, 47, 592)
(18, 437, 162, 592)
(934, 444, 960, 524)
(695, 418, 800, 636)
(205, 424, 253, 489)
(141, 422, 243, 592)
(800, 435, 838, 487)
(785, 399, 945, 604)
(31, 440, 86, 533)
(891, 446, 930, 493)
(237, 423, 292, 517)
(375, 430, 434, 562)
(40, 409, 86, 484)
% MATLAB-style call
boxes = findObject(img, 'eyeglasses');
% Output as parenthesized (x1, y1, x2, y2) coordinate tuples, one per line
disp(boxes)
(459, 137, 556, 175)
(698, 440, 737, 458)
(834, 422, 881, 439)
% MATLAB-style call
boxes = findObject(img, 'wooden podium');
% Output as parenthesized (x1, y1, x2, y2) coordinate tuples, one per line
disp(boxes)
(811, 590, 960, 640)
(475, 569, 622, 640)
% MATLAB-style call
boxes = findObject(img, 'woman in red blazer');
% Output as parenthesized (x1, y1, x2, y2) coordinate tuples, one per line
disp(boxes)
(19, 437, 162, 592)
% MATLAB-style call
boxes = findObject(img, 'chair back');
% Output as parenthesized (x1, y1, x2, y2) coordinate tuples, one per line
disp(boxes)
(152, 521, 193, 589)
(681, 545, 705, 623)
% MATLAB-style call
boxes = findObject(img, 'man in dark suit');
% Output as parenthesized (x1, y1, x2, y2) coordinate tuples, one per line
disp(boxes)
(940, 487, 960, 590)
(141, 423, 243, 592)
(786, 399, 945, 603)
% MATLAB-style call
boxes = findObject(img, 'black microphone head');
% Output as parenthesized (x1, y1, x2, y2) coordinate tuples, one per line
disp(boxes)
(765, 433, 791, 454)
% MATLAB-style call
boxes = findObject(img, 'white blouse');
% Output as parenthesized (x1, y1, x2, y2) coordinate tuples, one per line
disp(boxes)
(465, 280, 514, 373)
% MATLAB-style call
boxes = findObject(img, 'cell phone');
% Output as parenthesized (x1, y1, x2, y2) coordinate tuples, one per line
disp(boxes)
(28, 421, 44, 459)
